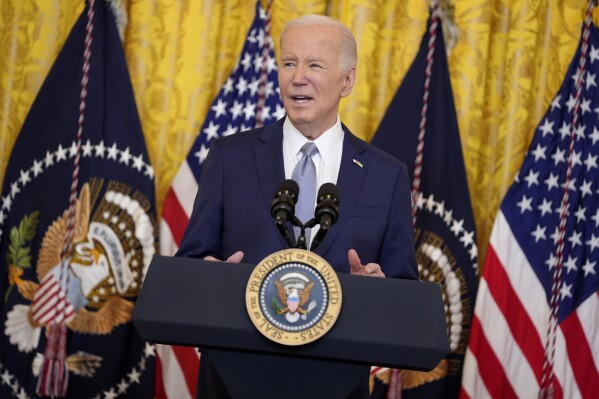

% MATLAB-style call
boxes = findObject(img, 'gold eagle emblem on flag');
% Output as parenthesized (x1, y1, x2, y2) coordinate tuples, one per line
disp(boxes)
(5, 178, 156, 376)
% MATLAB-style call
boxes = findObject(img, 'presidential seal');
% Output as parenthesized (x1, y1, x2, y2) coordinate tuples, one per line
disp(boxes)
(246, 249, 342, 346)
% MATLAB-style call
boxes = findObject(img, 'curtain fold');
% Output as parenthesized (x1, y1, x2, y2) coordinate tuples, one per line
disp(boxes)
(0, 0, 585, 266)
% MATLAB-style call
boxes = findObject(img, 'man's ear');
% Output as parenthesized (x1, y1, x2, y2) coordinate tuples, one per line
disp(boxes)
(340, 67, 356, 98)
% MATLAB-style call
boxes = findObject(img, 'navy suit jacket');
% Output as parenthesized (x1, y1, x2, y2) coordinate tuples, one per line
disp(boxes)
(177, 118, 417, 280)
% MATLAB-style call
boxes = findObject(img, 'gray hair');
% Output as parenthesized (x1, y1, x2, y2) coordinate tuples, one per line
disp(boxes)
(281, 15, 357, 72)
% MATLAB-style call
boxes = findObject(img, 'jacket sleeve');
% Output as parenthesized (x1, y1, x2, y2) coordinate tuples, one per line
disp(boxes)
(175, 140, 224, 260)
(378, 162, 419, 280)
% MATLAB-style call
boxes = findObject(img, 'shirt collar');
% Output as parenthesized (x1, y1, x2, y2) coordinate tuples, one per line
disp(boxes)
(282, 117, 344, 166)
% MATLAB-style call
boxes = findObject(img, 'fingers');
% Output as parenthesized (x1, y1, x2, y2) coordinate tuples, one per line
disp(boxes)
(348, 249, 363, 274)
(348, 249, 385, 277)
(226, 251, 245, 263)
(204, 251, 244, 263)
(363, 263, 385, 277)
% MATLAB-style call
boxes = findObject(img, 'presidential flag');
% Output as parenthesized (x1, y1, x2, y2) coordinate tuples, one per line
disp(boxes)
(461, 9, 599, 399)
(370, 5, 478, 398)
(155, 2, 285, 398)
(0, 0, 156, 397)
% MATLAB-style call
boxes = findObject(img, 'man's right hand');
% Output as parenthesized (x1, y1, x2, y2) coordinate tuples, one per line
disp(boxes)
(204, 251, 244, 263)
(348, 249, 385, 277)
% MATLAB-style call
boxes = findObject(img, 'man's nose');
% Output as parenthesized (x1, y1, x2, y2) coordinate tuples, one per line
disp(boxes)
(292, 64, 308, 84)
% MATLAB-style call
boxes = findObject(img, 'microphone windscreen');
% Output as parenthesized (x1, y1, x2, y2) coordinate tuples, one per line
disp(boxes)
(275, 179, 299, 203)
(317, 183, 339, 204)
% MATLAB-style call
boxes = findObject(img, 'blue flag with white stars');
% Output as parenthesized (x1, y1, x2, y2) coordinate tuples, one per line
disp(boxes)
(371, 14, 478, 399)
(0, 1, 156, 397)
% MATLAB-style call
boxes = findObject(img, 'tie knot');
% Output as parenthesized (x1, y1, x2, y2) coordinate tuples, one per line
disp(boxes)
(300, 142, 319, 158)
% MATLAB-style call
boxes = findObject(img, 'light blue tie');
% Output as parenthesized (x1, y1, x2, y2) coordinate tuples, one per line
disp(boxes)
(292, 142, 319, 245)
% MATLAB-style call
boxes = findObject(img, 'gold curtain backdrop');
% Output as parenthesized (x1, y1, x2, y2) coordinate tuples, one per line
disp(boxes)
(0, 0, 586, 269)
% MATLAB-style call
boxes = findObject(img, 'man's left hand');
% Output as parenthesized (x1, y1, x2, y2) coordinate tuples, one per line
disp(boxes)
(348, 249, 385, 277)
(204, 251, 245, 263)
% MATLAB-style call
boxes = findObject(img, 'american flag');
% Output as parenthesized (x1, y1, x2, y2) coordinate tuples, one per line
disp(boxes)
(460, 13, 599, 399)
(155, 2, 284, 398)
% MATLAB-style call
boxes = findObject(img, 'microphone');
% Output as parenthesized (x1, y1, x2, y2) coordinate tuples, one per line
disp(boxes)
(271, 180, 299, 247)
(310, 183, 340, 251)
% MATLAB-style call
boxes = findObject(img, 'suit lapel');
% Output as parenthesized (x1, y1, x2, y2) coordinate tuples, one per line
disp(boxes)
(255, 119, 287, 247)
(315, 127, 367, 257)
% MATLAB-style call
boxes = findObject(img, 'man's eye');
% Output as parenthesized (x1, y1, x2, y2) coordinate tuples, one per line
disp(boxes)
(283, 62, 295, 68)
(309, 64, 323, 69)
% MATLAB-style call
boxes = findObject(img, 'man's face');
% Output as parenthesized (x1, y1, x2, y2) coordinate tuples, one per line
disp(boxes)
(278, 25, 355, 139)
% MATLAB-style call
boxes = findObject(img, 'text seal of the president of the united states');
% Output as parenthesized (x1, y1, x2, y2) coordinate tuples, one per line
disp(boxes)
(245, 249, 342, 346)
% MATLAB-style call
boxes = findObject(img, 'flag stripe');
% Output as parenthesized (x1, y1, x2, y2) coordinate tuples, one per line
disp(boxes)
(490, 212, 550, 340)
(156, 344, 194, 399)
(154, 354, 168, 399)
(171, 161, 198, 216)
(33, 297, 60, 322)
(576, 292, 599, 372)
(34, 291, 74, 324)
(489, 213, 567, 399)
(473, 213, 576, 398)
(460, 349, 491, 399)
(458, 387, 472, 399)
(466, 220, 583, 399)
(468, 315, 519, 398)
(489, 215, 567, 399)
(474, 280, 535, 398)
(159, 218, 179, 257)
(32, 289, 59, 317)
(172, 345, 200, 396)
(37, 300, 75, 325)
(162, 188, 189, 245)
(484, 244, 545, 382)
(560, 297, 599, 399)
(553, 324, 578, 399)
(31, 278, 59, 313)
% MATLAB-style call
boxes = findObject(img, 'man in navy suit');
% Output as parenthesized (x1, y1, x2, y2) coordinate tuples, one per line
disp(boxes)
(177, 14, 417, 398)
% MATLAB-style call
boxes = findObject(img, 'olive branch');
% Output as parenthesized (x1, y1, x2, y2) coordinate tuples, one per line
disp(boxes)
(270, 297, 283, 314)
(5, 210, 40, 301)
